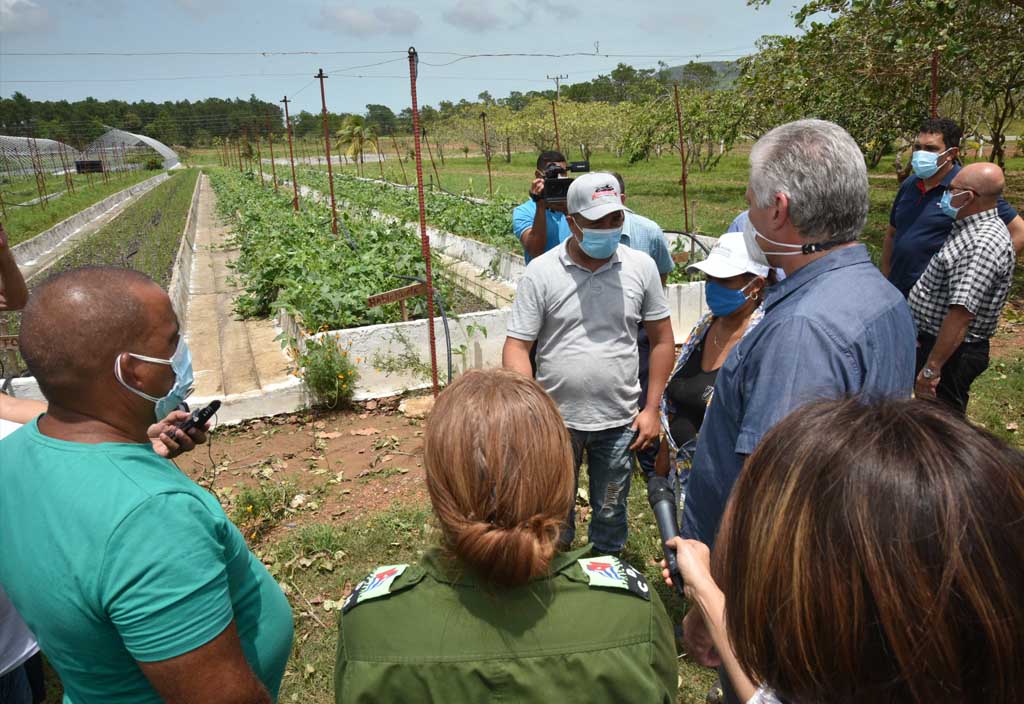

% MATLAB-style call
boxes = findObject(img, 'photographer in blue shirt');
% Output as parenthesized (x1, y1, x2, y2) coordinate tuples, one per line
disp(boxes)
(882, 117, 1023, 297)
(512, 151, 573, 262)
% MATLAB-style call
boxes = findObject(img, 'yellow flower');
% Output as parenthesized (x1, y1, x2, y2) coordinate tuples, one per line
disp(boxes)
(337, 373, 345, 379)
(246, 505, 253, 512)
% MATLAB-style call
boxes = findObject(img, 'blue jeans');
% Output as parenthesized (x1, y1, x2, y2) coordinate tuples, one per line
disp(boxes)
(0, 664, 33, 704)
(564, 425, 635, 554)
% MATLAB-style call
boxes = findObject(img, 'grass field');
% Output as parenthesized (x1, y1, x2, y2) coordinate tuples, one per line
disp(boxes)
(1, 169, 163, 247)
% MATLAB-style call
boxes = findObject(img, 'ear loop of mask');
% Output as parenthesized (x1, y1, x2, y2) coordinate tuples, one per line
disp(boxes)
(114, 352, 172, 402)
(755, 230, 845, 256)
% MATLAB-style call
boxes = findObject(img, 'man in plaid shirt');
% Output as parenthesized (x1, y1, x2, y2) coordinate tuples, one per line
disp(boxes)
(909, 163, 1015, 414)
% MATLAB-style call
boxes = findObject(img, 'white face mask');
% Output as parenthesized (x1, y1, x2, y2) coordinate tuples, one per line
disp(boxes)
(742, 218, 804, 265)
(742, 217, 836, 264)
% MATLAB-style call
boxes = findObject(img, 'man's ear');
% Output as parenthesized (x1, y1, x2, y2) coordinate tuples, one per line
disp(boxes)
(117, 352, 140, 387)
(773, 193, 791, 232)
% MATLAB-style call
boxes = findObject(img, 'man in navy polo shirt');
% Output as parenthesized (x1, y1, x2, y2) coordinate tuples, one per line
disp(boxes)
(680, 120, 916, 704)
(882, 117, 1023, 297)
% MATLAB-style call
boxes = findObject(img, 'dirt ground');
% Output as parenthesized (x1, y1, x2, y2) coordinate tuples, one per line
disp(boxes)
(176, 395, 431, 531)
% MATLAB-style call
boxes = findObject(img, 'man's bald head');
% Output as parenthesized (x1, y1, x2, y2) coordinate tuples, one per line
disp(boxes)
(956, 162, 1005, 200)
(19, 267, 173, 404)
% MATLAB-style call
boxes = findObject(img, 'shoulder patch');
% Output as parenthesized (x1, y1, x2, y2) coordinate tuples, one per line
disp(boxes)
(342, 564, 408, 614)
(577, 557, 651, 601)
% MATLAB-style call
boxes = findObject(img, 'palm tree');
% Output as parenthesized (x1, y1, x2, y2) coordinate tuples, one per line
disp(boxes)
(335, 116, 380, 178)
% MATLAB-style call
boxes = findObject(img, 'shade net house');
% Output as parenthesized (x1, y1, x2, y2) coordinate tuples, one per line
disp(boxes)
(87, 128, 180, 170)
(0, 136, 82, 179)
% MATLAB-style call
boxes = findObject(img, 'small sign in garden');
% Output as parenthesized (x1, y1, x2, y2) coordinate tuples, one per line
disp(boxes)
(367, 283, 427, 321)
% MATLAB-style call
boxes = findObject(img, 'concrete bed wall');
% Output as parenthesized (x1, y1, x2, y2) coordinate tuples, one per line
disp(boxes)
(279, 279, 706, 400)
(11, 172, 170, 267)
(280, 306, 510, 400)
(168, 172, 203, 325)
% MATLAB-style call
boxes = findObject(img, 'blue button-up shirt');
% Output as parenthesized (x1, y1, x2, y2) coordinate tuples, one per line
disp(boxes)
(512, 200, 572, 263)
(621, 211, 675, 276)
(888, 165, 1017, 297)
(681, 244, 916, 546)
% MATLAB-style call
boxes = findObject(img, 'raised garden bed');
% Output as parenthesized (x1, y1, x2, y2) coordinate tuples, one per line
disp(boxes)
(210, 170, 490, 333)
(46, 169, 199, 287)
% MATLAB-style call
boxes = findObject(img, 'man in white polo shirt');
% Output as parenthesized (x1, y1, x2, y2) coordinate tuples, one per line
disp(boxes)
(503, 172, 675, 555)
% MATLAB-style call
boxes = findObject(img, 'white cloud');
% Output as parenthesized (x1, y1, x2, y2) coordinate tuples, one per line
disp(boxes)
(319, 4, 421, 35)
(442, 0, 504, 31)
(441, 1, 570, 32)
(0, 0, 51, 33)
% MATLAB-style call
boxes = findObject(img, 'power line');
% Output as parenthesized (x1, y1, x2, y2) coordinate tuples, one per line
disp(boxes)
(1, 50, 409, 57)
(3, 48, 756, 61)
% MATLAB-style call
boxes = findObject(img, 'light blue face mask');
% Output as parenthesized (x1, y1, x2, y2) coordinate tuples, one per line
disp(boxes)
(911, 147, 953, 179)
(572, 218, 622, 259)
(115, 337, 195, 421)
(938, 188, 972, 220)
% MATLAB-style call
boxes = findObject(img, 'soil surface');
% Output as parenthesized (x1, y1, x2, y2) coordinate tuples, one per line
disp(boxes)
(177, 395, 431, 532)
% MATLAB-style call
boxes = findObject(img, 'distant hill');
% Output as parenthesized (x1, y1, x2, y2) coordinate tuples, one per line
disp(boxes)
(664, 61, 740, 90)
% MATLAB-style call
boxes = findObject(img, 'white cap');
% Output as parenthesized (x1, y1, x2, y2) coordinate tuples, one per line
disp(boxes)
(567, 172, 626, 220)
(687, 232, 771, 279)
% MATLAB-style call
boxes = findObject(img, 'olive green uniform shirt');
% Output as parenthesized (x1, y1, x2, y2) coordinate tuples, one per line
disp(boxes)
(335, 545, 678, 703)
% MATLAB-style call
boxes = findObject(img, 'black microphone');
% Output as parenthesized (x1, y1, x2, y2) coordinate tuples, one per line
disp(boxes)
(647, 476, 685, 595)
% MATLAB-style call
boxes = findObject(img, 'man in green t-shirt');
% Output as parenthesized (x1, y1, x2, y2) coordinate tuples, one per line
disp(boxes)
(0, 267, 294, 704)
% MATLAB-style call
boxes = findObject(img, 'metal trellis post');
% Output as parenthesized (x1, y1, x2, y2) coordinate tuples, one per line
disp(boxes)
(408, 47, 440, 396)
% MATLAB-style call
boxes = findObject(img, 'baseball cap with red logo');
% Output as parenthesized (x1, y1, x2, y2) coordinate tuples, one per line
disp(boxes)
(566, 172, 626, 221)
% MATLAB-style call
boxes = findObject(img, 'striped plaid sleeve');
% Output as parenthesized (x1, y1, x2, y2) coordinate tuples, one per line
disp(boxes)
(947, 236, 1005, 315)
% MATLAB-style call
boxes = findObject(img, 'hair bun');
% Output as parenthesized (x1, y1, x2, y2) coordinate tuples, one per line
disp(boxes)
(452, 514, 562, 588)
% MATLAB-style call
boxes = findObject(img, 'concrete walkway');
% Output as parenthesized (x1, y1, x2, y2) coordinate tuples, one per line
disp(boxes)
(186, 174, 293, 402)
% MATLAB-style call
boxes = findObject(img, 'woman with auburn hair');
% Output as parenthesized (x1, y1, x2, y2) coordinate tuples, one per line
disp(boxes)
(335, 369, 678, 703)
(664, 397, 1024, 704)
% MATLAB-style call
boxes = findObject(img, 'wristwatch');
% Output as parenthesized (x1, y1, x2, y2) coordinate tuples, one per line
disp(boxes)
(921, 366, 939, 380)
(529, 192, 544, 203)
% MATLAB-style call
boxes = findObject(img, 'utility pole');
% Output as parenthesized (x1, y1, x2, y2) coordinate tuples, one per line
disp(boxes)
(281, 96, 300, 211)
(547, 73, 568, 101)
(265, 112, 278, 192)
(315, 68, 339, 235)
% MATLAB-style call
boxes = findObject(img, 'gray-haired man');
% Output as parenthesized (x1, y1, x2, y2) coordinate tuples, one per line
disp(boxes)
(680, 120, 916, 700)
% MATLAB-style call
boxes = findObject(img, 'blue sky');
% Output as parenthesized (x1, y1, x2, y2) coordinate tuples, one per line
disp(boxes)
(0, 0, 806, 115)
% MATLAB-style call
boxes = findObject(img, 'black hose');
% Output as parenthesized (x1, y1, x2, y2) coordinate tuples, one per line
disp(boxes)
(392, 274, 453, 385)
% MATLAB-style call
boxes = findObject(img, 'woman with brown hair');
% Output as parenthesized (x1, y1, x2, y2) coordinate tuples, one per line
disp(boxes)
(664, 397, 1024, 704)
(335, 369, 678, 703)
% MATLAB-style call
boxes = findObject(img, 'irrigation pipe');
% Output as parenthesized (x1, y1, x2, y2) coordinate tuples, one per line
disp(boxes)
(392, 274, 453, 386)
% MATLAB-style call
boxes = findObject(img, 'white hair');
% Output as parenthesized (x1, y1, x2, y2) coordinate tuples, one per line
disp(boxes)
(749, 119, 868, 244)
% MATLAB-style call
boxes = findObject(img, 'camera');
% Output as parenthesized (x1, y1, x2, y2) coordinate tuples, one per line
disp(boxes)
(541, 160, 590, 203)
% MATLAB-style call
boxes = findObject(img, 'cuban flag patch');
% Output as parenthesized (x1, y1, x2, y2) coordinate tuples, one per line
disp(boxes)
(342, 564, 408, 613)
(578, 556, 651, 601)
